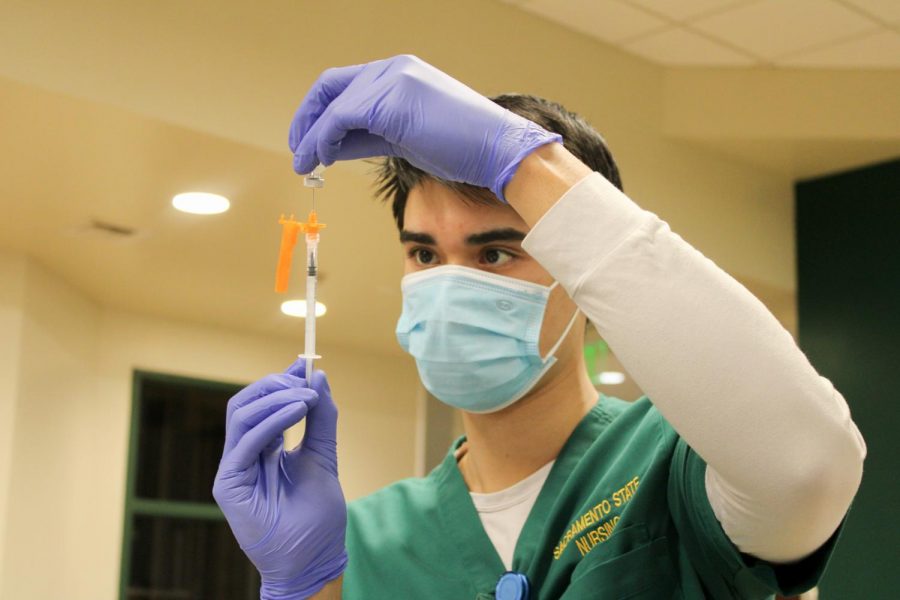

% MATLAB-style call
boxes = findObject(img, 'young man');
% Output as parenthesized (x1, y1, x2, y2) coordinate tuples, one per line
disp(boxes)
(213, 56, 865, 599)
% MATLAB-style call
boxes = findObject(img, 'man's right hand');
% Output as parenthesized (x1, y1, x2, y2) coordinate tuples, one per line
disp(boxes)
(213, 359, 347, 600)
(288, 54, 562, 202)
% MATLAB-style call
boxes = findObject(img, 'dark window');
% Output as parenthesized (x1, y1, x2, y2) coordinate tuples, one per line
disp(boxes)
(120, 371, 260, 600)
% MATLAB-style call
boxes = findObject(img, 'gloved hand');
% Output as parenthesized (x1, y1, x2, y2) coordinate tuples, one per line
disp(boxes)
(212, 359, 347, 599)
(288, 54, 561, 202)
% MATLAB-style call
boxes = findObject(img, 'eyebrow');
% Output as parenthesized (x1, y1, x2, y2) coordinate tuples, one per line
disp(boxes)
(465, 228, 526, 245)
(399, 231, 436, 245)
(399, 228, 526, 246)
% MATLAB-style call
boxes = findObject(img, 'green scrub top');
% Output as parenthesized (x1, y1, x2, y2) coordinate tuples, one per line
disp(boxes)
(344, 395, 845, 599)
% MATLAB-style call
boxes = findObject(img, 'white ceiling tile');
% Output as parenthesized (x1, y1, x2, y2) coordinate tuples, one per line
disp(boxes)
(625, 0, 752, 22)
(839, 0, 900, 24)
(780, 29, 900, 67)
(521, 0, 667, 44)
(625, 27, 757, 65)
(692, 0, 878, 59)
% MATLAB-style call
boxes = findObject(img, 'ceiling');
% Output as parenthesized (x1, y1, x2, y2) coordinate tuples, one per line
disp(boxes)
(0, 0, 894, 362)
(502, 0, 900, 67)
(0, 77, 407, 356)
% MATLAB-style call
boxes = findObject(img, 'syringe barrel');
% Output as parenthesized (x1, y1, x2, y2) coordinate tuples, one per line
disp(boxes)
(304, 234, 319, 373)
(305, 234, 319, 275)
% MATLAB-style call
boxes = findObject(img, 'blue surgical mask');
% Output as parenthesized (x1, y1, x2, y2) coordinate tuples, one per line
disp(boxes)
(395, 265, 580, 413)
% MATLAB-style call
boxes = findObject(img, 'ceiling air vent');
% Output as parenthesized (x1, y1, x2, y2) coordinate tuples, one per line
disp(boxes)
(87, 219, 136, 237)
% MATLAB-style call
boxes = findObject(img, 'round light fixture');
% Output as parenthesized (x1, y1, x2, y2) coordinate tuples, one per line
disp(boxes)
(596, 371, 626, 385)
(281, 300, 327, 318)
(172, 192, 230, 215)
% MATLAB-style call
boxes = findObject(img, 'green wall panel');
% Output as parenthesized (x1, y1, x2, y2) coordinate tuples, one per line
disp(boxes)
(796, 158, 899, 598)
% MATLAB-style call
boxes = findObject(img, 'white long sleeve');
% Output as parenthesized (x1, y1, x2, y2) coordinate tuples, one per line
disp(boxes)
(522, 173, 866, 563)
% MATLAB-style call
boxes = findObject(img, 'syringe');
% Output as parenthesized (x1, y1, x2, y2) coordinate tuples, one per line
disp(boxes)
(274, 167, 326, 376)
(299, 169, 325, 374)
(299, 208, 324, 373)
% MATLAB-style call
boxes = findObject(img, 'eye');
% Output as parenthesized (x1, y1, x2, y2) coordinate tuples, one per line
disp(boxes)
(481, 248, 515, 266)
(409, 247, 438, 266)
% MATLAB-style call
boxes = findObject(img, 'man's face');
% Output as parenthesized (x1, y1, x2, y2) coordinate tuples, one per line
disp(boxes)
(401, 179, 581, 359)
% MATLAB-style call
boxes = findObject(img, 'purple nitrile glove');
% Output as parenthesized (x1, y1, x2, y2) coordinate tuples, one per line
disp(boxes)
(212, 359, 347, 600)
(288, 54, 562, 202)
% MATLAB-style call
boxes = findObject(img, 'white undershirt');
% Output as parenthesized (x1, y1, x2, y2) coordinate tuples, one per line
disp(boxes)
(463, 448, 555, 571)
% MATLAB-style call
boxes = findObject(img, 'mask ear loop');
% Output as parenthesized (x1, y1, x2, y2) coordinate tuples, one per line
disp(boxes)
(542, 282, 582, 361)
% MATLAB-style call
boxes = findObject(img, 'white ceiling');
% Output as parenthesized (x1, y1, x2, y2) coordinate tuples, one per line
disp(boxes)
(502, 0, 900, 67)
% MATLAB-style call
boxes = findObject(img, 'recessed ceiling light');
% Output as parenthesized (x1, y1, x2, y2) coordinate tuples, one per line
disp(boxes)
(281, 300, 327, 318)
(172, 192, 230, 215)
(596, 371, 626, 385)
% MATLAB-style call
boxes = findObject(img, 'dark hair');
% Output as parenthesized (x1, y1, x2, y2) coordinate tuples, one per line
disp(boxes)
(375, 93, 623, 230)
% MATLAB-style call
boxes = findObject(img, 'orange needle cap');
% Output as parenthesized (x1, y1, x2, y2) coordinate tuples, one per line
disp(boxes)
(275, 214, 302, 293)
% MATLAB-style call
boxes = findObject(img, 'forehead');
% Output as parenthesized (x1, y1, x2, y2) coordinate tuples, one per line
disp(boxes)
(403, 180, 528, 238)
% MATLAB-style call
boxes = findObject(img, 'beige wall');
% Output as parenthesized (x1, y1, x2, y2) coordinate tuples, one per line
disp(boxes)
(0, 249, 421, 599)
(2, 250, 100, 599)
(0, 251, 26, 587)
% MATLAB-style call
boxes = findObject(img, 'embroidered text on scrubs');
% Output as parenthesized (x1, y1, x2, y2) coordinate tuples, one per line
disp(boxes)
(553, 475, 641, 559)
